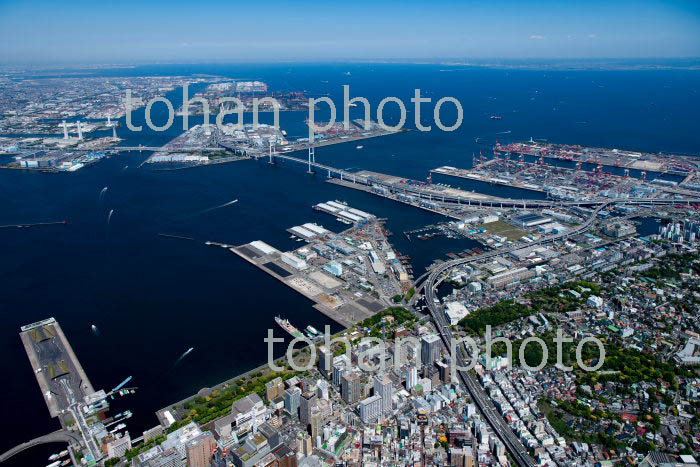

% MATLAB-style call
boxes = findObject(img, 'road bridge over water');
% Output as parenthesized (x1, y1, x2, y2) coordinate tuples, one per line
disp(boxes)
(0, 430, 81, 463)
(268, 152, 700, 209)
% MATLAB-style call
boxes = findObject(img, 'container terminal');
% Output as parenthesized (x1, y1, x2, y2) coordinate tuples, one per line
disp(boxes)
(495, 139, 699, 176)
(432, 147, 700, 202)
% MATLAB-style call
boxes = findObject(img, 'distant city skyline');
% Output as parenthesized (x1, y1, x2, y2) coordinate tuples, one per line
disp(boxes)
(1, 0, 699, 64)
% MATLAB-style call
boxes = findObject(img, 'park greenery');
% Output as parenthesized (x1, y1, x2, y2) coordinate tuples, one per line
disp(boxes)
(123, 434, 166, 461)
(359, 306, 415, 338)
(576, 345, 687, 390)
(539, 399, 623, 449)
(459, 280, 602, 335)
(405, 287, 416, 301)
(159, 369, 301, 442)
(490, 331, 602, 369)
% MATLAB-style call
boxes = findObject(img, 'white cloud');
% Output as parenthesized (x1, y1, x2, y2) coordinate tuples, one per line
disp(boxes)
(587, 34, 598, 39)
(529, 34, 545, 40)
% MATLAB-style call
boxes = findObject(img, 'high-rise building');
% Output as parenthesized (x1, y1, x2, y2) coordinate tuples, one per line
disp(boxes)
(310, 406, 323, 441)
(284, 387, 301, 418)
(464, 446, 475, 467)
(301, 434, 313, 456)
(341, 372, 361, 404)
(359, 395, 382, 424)
(316, 380, 329, 400)
(332, 355, 349, 387)
(266, 377, 285, 401)
(421, 334, 442, 366)
(436, 361, 449, 383)
(405, 366, 418, 391)
(373, 374, 393, 415)
(299, 391, 317, 427)
(398, 417, 410, 439)
(318, 345, 331, 379)
(185, 431, 215, 467)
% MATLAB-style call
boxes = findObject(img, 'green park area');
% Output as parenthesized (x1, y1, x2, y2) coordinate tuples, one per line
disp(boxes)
(476, 220, 527, 241)
(359, 306, 416, 339)
(459, 280, 602, 335)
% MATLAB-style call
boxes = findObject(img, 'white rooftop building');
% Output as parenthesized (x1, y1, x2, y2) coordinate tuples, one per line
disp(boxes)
(445, 301, 469, 325)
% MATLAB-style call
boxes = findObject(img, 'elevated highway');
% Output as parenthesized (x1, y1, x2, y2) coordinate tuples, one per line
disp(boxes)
(0, 430, 81, 463)
(414, 204, 608, 467)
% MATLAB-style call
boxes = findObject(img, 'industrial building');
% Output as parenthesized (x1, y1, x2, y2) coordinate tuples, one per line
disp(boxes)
(512, 213, 553, 228)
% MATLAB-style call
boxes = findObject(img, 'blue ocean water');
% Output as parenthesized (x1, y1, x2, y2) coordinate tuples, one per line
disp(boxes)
(1, 63, 698, 464)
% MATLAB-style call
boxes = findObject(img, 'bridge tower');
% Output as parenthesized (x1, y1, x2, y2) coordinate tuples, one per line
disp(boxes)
(307, 147, 315, 173)
(427, 171, 432, 184)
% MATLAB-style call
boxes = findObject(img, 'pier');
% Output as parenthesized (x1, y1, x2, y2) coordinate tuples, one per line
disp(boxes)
(2, 318, 104, 463)
(19, 318, 95, 418)
(229, 242, 380, 328)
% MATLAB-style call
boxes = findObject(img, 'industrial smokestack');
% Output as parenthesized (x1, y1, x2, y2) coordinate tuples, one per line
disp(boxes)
(77, 121, 83, 140)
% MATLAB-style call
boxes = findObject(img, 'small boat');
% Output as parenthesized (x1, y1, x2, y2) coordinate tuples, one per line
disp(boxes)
(490, 116, 503, 120)
(356, 145, 363, 149)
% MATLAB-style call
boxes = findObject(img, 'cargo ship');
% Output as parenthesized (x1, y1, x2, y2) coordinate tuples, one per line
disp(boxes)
(275, 317, 303, 339)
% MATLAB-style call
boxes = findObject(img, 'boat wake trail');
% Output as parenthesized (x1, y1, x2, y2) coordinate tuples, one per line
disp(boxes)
(91, 324, 99, 336)
(195, 199, 238, 216)
(177, 199, 238, 222)
(99, 186, 109, 200)
(173, 347, 194, 367)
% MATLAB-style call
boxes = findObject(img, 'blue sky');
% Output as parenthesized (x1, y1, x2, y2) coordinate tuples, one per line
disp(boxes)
(1, 0, 698, 63)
